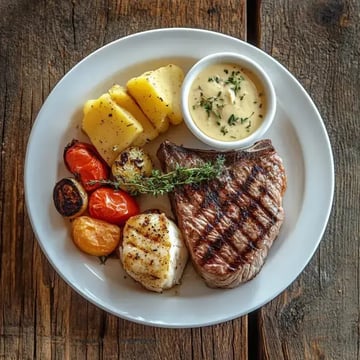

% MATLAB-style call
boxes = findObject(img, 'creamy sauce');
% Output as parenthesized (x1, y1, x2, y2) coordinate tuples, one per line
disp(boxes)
(189, 63, 267, 141)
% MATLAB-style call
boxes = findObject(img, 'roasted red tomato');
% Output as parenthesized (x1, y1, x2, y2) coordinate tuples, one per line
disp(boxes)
(88, 187, 140, 225)
(64, 140, 109, 192)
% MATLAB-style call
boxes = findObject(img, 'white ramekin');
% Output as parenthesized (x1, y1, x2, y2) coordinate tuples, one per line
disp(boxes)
(181, 52, 276, 150)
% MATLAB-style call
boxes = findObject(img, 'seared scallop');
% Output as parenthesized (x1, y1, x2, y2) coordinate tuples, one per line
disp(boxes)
(120, 212, 188, 292)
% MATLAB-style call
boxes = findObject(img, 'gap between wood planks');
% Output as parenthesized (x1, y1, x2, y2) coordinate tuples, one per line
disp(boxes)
(247, 0, 260, 45)
(246, 1, 260, 359)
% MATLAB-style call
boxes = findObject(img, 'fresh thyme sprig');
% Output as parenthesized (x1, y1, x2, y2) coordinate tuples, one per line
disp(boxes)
(89, 156, 225, 196)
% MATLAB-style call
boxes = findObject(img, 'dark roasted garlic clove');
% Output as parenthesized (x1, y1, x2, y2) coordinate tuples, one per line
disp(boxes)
(53, 178, 88, 218)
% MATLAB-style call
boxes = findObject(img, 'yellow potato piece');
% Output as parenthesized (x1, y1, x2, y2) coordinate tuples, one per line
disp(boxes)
(126, 64, 184, 133)
(108, 85, 159, 146)
(83, 99, 96, 115)
(82, 93, 143, 166)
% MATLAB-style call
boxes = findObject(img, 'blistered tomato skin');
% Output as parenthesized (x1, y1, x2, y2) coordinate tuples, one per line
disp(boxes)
(88, 187, 140, 225)
(64, 139, 109, 192)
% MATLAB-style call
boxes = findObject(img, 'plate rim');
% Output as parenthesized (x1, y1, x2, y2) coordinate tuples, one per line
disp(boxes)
(24, 27, 335, 328)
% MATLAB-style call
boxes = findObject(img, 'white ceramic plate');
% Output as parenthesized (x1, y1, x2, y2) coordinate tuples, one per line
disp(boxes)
(25, 28, 334, 328)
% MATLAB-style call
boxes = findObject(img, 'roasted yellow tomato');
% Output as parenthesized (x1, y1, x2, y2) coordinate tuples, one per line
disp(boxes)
(71, 216, 121, 256)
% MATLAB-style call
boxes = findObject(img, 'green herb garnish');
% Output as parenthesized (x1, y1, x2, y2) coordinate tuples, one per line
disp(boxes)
(195, 93, 224, 118)
(246, 120, 252, 132)
(98, 255, 110, 264)
(225, 70, 244, 95)
(228, 114, 240, 126)
(89, 157, 225, 196)
(240, 111, 255, 124)
(208, 76, 220, 83)
(220, 126, 228, 135)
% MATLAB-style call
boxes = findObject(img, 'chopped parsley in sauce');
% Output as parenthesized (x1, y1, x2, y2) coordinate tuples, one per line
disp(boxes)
(189, 63, 266, 141)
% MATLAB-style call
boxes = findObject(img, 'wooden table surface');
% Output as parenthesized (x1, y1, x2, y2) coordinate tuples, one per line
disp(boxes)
(1, 0, 359, 359)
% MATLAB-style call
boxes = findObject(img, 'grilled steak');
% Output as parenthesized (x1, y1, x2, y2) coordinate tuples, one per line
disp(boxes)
(157, 139, 287, 288)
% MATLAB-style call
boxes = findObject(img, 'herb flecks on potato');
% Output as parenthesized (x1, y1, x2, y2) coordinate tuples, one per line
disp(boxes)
(82, 93, 143, 166)
(108, 85, 159, 146)
(126, 64, 184, 133)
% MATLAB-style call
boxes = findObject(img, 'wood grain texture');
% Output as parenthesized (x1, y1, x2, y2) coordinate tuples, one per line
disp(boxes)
(0, 1, 248, 359)
(258, 0, 360, 359)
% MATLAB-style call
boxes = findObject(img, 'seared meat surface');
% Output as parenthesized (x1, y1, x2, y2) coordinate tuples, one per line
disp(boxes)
(157, 140, 287, 288)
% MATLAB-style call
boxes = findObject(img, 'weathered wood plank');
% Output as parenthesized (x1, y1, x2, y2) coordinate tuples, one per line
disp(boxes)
(0, 1, 248, 359)
(258, 0, 360, 359)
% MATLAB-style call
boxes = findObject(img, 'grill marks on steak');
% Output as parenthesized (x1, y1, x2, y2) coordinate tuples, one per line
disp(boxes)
(157, 140, 287, 288)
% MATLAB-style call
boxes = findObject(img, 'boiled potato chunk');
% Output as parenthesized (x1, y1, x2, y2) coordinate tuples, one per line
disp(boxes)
(108, 85, 159, 146)
(83, 99, 96, 115)
(72, 216, 121, 256)
(82, 93, 143, 166)
(126, 64, 184, 133)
